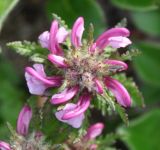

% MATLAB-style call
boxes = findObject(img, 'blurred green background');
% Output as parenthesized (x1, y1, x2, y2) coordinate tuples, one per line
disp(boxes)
(0, 0, 160, 149)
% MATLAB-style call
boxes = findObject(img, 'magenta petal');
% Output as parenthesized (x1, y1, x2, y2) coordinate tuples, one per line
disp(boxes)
(71, 17, 84, 48)
(55, 103, 85, 128)
(17, 105, 32, 136)
(85, 123, 104, 140)
(105, 59, 128, 71)
(48, 54, 68, 68)
(62, 92, 91, 119)
(38, 31, 50, 49)
(50, 85, 79, 104)
(108, 36, 131, 48)
(0, 141, 11, 150)
(25, 64, 61, 95)
(94, 78, 103, 94)
(95, 27, 130, 50)
(104, 77, 131, 107)
(49, 20, 58, 51)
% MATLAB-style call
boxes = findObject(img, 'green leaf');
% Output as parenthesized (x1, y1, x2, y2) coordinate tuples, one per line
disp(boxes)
(133, 41, 160, 87)
(111, 0, 158, 11)
(46, 0, 106, 37)
(7, 41, 48, 63)
(113, 73, 144, 107)
(120, 49, 141, 61)
(115, 103, 129, 126)
(117, 109, 160, 150)
(0, 0, 19, 31)
(131, 10, 160, 36)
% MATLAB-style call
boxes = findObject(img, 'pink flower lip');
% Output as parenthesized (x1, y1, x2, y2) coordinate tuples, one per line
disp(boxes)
(71, 17, 84, 48)
(105, 59, 128, 71)
(0, 141, 11, 150)
(25, 67, 59, 86)
(62, 92, 91, 120)
(85, 122, 104, 140)
(48, 54, 69, 68)
(55, 103, 85, 128)
(25, 64, 62, 95)
(50, 85, 79, 104)
(104, 77, 131, 107)
(17, 105, 32, 136)
(38, 31, 50, 49)
(108, 36, 131, 48)
(95, 27, 130, 51)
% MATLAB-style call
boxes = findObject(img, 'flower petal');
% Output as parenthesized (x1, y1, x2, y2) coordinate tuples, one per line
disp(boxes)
(55, 103, 85, 128)
(105, 60, 128, 72)
(25, 64, 62, 95)
(85, 123, 104, 140)
(49, 20, 58, 51)
(17, 105, 32, 136)
(56, 27, 68, 43)
(49, 20, 64, 55)
(50, 85, 79, 104)
(0, 141, 11, 150)
(95, 27, 130, 50)
(108, 36, 131, 48)
(71, 17, 84, 48)
(48, 54, 68, 68)
(94, 78, 103, 94)
(104, 77, 131, 107)
(62, 92, 91, 119)
(38, 31, 50, 49)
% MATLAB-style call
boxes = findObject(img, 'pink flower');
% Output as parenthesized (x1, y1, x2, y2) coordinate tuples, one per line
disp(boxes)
(95, 27, 131, 51)
(84, 123, 104, 140)
(62, 91, 91, 120)
(71, 17, 84, 48)
(17, 105, 32, 136)
(50, 85, 79, 104)
(55, 103, 85, 128)
(25, 64, 62, 95)
(104, 77, 131, 107)
(37, 17, 132, 127)
(38, 20, 68, 55)
(0, 141, 11, 150)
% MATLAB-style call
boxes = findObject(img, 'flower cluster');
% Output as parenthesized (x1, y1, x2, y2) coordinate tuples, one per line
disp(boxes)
(25, 17, 132, 128)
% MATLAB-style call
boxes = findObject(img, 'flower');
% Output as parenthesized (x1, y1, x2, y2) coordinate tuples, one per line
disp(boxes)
(38, 20, 68, 55)
(26, 17, 132, 127)
(25, 64, 62, 95)
(17, 105, 32, 136)
(84, 123, 104, 140)
(55, 103, 85, 128)
(0, 141, 11, 150)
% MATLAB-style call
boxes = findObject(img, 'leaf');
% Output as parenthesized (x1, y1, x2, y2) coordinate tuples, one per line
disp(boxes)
(115, 103, 129, 126)
(113, 73, 144, 107)
(133, 41, 160, 87)
(120, 49, 141, 61)
(117, 109, 160, 150)
(46, 0, 106, 37)
(7, 41, 48, 63)
(99, 133, 119, 150)
(131, 10, 160, 36)
(111, 0, 158, 11)
(0, 0, 19, 31)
